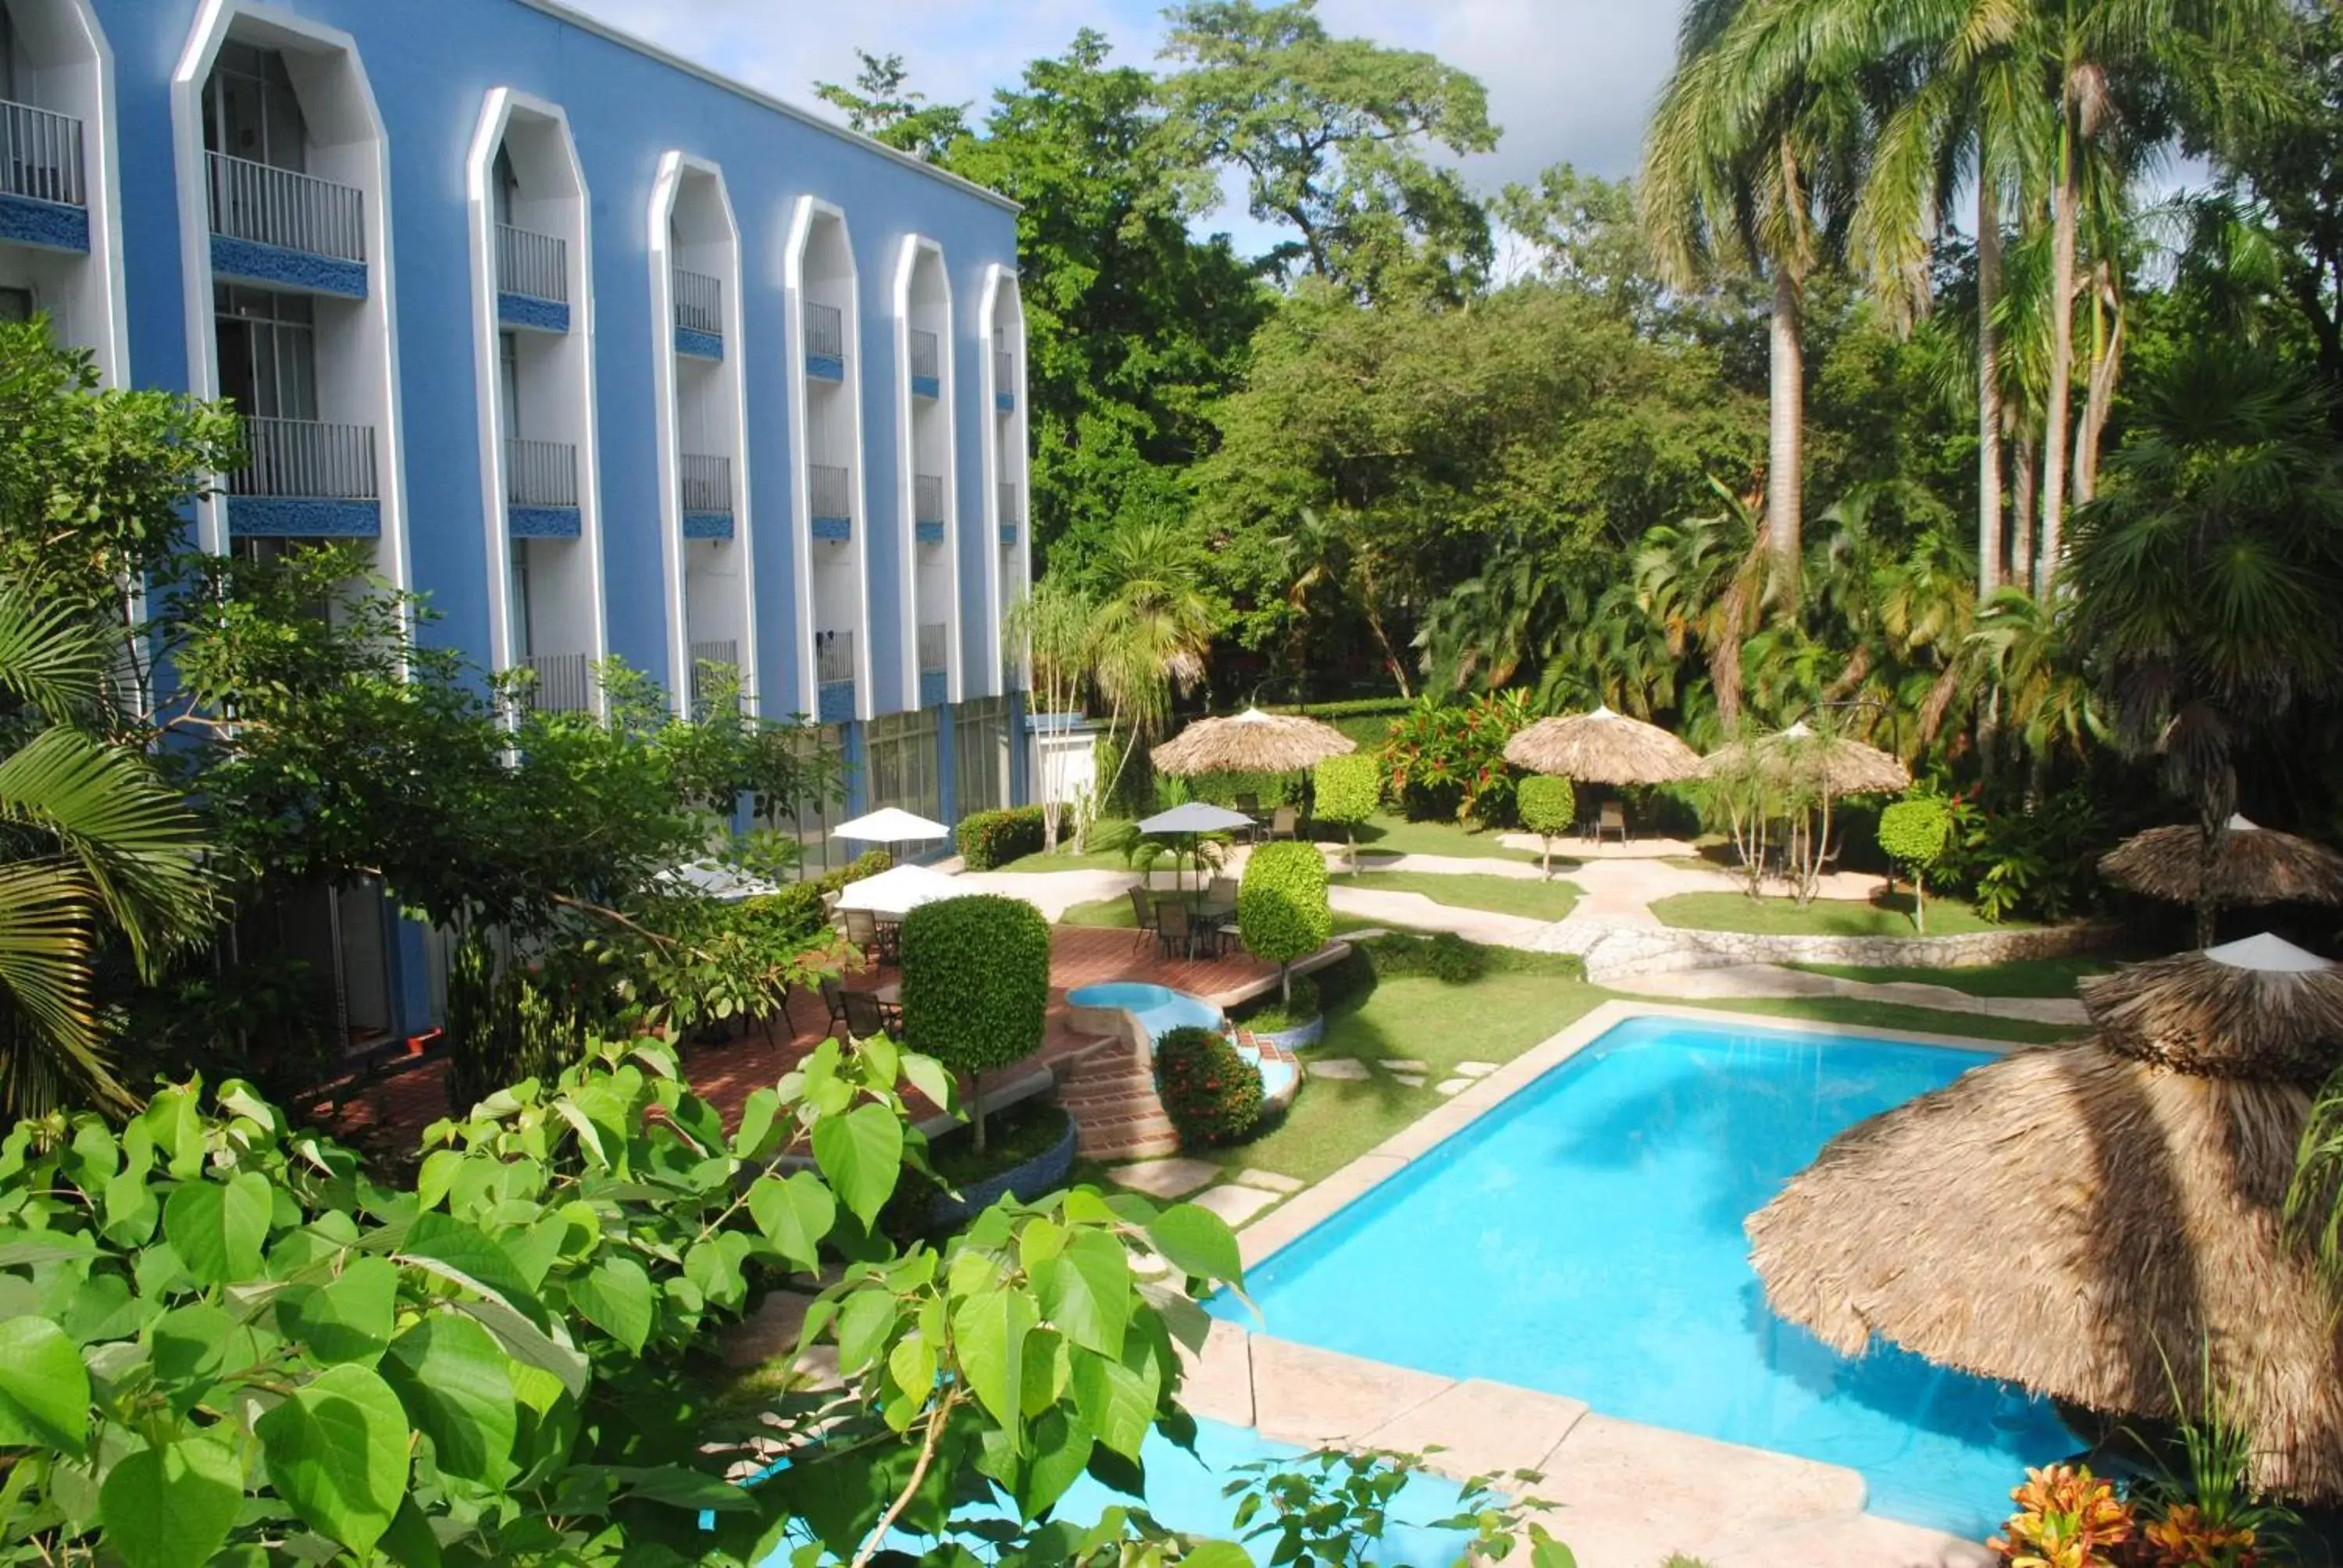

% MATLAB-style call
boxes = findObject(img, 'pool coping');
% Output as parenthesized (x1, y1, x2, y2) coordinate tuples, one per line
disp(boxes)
(1187, 1001, 2010, 1567)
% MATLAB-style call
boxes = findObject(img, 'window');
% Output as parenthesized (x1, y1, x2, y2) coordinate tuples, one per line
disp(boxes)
(760, 725, 846, 881)
(499, 330, 521, 434)
(867, 710, 941, 828)
(213, 284, 317, 420)
(954, 697, 1009, 818)
(492, 144, 519, 228)
(0, 5, 18, 105)
(204, 43, 308, 171)
(508, 540, 533, 658)
(0, 287, 31, 324)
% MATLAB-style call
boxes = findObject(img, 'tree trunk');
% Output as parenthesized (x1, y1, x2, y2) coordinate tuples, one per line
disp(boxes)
(2076, 265, 2123, 504)
(1976, 180, 2003, 600)
(2010, 437, 2038, 597)
(2039, 121, 2079, 588)
(1768, 265, 1806, 604)
(972, 1069, 986, 1153)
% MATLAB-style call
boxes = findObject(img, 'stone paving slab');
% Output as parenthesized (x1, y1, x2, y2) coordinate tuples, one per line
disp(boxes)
(1176, 1317, 1255, 1428)
(1307, 1057, 1371, 1081)
(1239, 1169, 1304, 1194)
(1525, 1413, 1867, 1556)
(1435, 1077, 1471, 1096)
(1193, 1182, 1284, 1228)
(1108, 1156, 1222, 1199)
(1250, 1335, 1453, 1447)
(1703, 1512, 1997, 1568)
(1358, 1377, 1589, 1483)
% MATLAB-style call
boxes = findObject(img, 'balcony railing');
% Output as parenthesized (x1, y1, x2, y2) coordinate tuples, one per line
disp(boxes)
(915, 473, 945, 527)
(230, 417, 377, 500)
(910, 328, 940, 384)
(506, 438, 577, 508)
(805, 301, 843, 362)
(810, 463, 851, 521)
(524, 650, 594, 715)
(0, 100, 84, 206)
(498, 224, 567, 303)
(815, 629, 855, 684)
(680, 451, 732, 515)
(672, 267, 722, 336)
(917, 621, 948, 674)
(690, 639, 740, 708)
(207, 152, 365, 263)
(997, 481, 1021, 524)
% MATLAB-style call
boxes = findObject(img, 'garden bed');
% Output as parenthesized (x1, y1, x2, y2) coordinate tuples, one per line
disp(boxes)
(915, 1101, 1078, 1231)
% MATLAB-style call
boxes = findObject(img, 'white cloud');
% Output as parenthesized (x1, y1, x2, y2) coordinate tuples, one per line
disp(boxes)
(560, 0, 1677, 251)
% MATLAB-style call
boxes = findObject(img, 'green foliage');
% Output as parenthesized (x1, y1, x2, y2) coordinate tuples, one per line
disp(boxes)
(1516, 775, 1577, 878)
(900, 894, 1052, 1149)
(956, 806, 1048, 871)
(1877, 797, 1953, 874)
(1184, 768, 1306, 810)
(1360, 931, 1489, 985)
(1238, 841, 1332, 995)
(1238, 975, 1321, 1033)
(1940, 786, 2106, 925)
(1156, 1025, 1266, 1148)
(1223, 1445, 1577, 1568)
(443, 932, 589, 1112)
(1378, 691, 1531, 826)
(811, 48, 970, 162)
(1312, 754, 1382, 864)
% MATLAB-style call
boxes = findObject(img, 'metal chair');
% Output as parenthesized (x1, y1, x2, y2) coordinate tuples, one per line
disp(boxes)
(843, 908, 880, 958)
(820, 976, 851, 1039)
(1234, 793, 1261, 842)
(1271, 805, 1299, 841)
(1204, 877, 1240, 918)
(1156, 899, 1196, 960)
(1596, 801, 1628, 844)
(1127, 885, 1161, 953)
(841, 989, 898, 1041)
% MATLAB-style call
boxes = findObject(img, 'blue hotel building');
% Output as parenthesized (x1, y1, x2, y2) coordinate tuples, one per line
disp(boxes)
(0, 0, 1033, 1043)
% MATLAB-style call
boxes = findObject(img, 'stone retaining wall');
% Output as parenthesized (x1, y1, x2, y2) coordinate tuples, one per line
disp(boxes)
(1575, 918, 2118, 984)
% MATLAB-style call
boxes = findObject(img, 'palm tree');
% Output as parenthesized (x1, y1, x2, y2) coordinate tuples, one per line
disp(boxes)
(1087, 517, 1217, 808)
(1003, 579, 1097, 850)
(1641, 0, 1883, 594)
(0, 586, 216, 1115)
(1634, 478, 1776, 732)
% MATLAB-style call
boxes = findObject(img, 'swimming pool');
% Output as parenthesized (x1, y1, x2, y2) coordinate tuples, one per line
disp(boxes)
(1212, 1014, 2074, 1538)
(1065, 982, 1299, 1106)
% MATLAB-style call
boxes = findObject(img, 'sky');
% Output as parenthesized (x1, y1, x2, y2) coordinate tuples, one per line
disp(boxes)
(562, 0, 1682, 258)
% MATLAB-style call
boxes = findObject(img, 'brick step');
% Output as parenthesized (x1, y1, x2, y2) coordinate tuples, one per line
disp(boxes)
(1078, 1124, 1181, 1160)
(1056, 1074, 1159, 1101)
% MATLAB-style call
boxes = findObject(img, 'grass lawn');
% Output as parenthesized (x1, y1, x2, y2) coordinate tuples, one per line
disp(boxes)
(1649, 889, 2024, 938)
(1314, 812, 1539, 864)
(1781, 955, 2110, 999)
(1336, 870, 1584, 922)
(1060, 895, 1138, 928)
(990, 840, 1139, 875)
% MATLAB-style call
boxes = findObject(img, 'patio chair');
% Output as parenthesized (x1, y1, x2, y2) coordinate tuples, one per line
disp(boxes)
(1205, 877, 1240, 918)
(820, 977, 851, 1039)
(1157, 899, 1197, 961)
(843, 908, 880, 959)
(874, 917, 902, 964)
(1234, 793, 1261, 842)
(1127, 885, 1161, 953)
(840, 989, 899, 1041)
(1596, 801, 1628, 844)
(1271, 805, 1299, 841)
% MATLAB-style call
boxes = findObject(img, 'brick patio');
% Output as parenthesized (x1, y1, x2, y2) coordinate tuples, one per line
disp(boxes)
(311, 926, 1281, 1153)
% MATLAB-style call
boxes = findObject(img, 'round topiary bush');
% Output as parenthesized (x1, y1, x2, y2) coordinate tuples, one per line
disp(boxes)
(1312, 753, 1381, 871)
(898, 893, 1050, 1149)
(1515, 775, 1577, 878)
(1239, 840, 1332, 1003)
(1155, 1025, 1264, 1148)
(1878, 795, 1955, 932)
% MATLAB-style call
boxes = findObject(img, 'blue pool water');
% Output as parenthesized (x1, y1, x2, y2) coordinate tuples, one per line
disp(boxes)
(1212, 1016, 2074, 1538)
(1067, 981, 1226, 1039)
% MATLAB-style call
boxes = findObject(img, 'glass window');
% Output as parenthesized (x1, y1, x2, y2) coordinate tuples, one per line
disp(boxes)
(499, 331, 521, 434)
(868, 711, 941, 829)
(954, 697, 1008, 818)
(0, 287, 31, 324)
(212, 284, 317, 421)
(492, 144, 519, 227)
(508, 540, 533, 659)
(205, 43, 306, 170)
(759, 724, 846, 880)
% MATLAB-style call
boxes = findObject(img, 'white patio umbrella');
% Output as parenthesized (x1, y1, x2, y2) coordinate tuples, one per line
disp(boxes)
(1136, 801, 1256, 896)
(830, 807, 950, 863)
(830, 863, 965, 918)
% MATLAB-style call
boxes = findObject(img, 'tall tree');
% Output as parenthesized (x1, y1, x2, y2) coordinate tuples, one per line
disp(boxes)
(811, 49, 970, 162)
(1641, 0, 1882, 597)
(1160, 0, 1500, 302)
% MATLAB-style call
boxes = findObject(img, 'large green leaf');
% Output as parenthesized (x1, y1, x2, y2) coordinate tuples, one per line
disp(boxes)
(255, 1363, 412, 1557)
(569, 1255, 654, 1355)
(1033, 1228, 1130, 1360)
(951, 1285, 1039, 1434)
(162, 1172, 272, 1288)
(380, 1313, 515, 1485)
(1066, 1348, 1155, 1462)
(0, 1317, 88, 1452)
(1144, 1203, 1243, 1287)
(392, 1212, 540, 1316)
(98, 1436, 244, 1568)
(278, 1255, 397, 1365)
(811, 1103, 903, 1228)
(747, 1172, 836, 1272)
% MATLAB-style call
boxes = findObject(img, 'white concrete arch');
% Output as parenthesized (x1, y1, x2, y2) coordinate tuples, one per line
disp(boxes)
(979, 264, 1029, 696)
(2, 0, 127, 383)
(169, 0, 409, 595)
(892, 233, 959, 707)
(783, 194, 873, 722)
(647, 150, 757, 715)
(465, 87, 606, 714)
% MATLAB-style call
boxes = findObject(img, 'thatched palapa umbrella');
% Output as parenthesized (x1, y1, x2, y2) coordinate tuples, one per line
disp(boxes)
(1747, 932, 2343, 1499)
(1150, 707, 1355, 777)
(1503, 706, 1702, 785)
(1701, 720, 1912, 796)
(2101, 814, 2343, 946)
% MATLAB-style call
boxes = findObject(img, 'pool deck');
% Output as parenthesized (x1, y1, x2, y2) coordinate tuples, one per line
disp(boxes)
(1178, 1001, 2006, 1568)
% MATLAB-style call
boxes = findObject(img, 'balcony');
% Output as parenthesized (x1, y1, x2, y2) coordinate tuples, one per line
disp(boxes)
(0, 100, 87, 254)
(816, 629, 855, 722)
(918, 621, 949, 707)
(522, 650, 594, 715)
(810, 462, 851, 541)
(208, 152, 366, 298)
(226, 416, 380, 539)
(690, 638, 740, 709)
(680, 451, 733, 537)
(993, 347, 1015, 412)
(497, 224, 569, 332)
(915, 473, 945, 543)
(910, 328, 940, 398)
(506, 437, 580, 537)
(804, 301, 844, 381)
(672, 267, 722, 357)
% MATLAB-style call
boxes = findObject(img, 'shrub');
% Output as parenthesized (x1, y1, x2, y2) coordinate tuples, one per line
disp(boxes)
(1877, 796, 1954, 932)
(1157, 1025, 1264, 1147)
(954, 805, 1046, 870)
(1313, 754, 1381, 869)
(1184, 768, 1306, 810)
(1988, 1466, 2134, 1567)
(1239, 975, 1321, 1033)
(1516, 775, 1577, 878)
(1363, 930, 1489, 984)
(1239, 840, 1332, 1003)
(899, 893, 1050, 1150)
(1378, 690, 1530, 825)
(744, 848, 890, 950)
